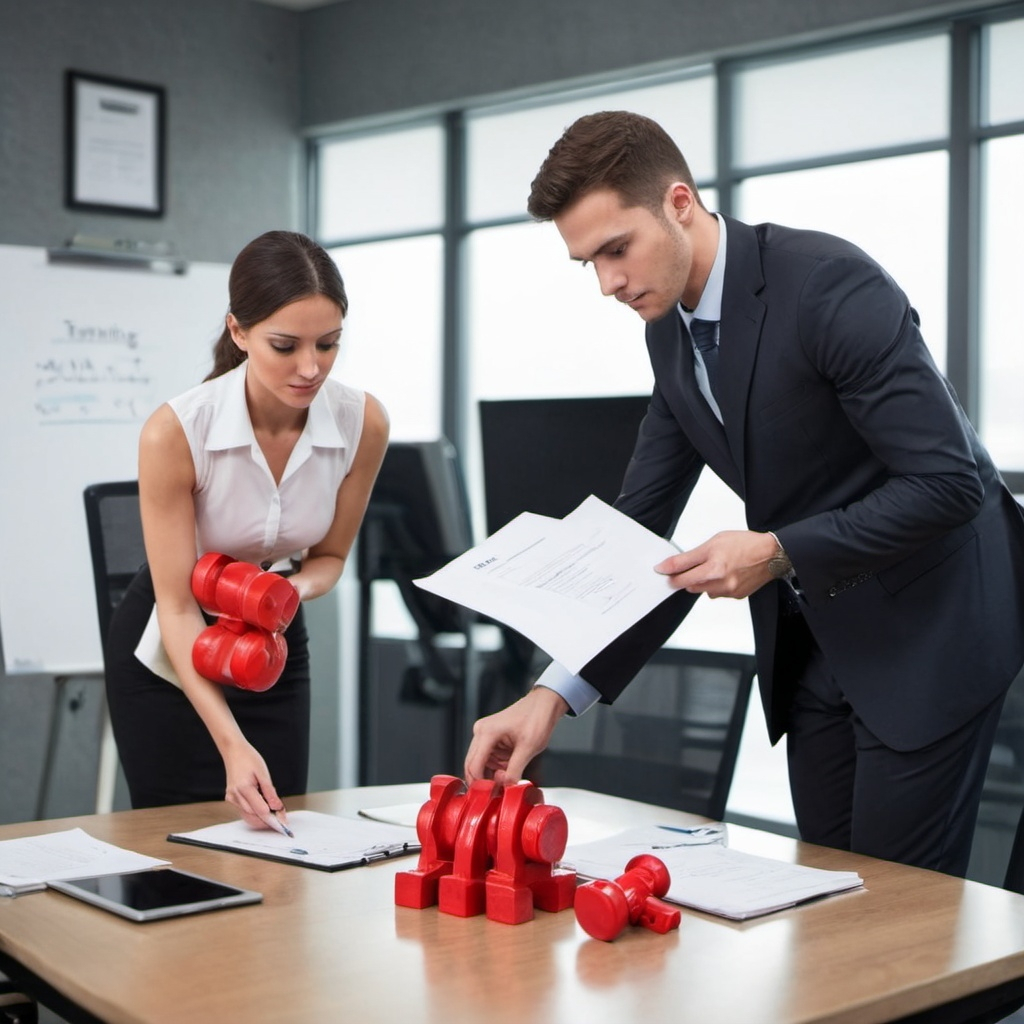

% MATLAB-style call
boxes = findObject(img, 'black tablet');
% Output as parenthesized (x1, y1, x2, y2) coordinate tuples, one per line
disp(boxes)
(47, 868, 262, 922)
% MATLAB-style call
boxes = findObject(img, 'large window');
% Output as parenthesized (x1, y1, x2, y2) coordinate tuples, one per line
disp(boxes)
(311, 6, 1024, 818)
(315, 123, 445, 442)
(733, 34, 949, 168)
(980, 134, 1024, 470)
(736, 152, 950, 368)
(317, 124, 444, 240)
(326, 235, 445, 441)
(979, 17, 1024, 472)
(466, 76, 716, 224)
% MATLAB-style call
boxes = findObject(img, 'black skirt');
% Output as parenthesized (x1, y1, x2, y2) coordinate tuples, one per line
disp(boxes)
(104, 564, 311, 809)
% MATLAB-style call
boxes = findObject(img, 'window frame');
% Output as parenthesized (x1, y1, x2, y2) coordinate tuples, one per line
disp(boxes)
(308, 3, 1024, 492)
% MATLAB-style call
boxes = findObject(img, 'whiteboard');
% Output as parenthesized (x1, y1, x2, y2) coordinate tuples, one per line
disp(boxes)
(0, 244, 230, 674)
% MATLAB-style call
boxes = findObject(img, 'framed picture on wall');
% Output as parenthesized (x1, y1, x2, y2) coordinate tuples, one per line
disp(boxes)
(65, 70, 166, 218)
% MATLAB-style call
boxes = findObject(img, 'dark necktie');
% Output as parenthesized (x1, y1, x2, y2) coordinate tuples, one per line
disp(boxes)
(690, 318, 720, 403)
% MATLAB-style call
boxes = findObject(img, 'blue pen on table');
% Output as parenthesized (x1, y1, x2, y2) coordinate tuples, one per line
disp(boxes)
(657, 825, 720, 836)
(648, 823, 725, 849)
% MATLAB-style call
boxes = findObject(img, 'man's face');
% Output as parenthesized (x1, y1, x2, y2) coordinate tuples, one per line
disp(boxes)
(554, 186, 693, 323)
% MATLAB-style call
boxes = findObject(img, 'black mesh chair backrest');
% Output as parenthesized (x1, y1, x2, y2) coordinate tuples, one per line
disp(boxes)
(531, 647, 757, 820)
(83, 481, 145, 654)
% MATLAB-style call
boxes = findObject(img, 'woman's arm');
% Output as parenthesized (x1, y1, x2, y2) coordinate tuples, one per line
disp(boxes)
(139, 404, 284, 827)
(288, 393, 390, 601)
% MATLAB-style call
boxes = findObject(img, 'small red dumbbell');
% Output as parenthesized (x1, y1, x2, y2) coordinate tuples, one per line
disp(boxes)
(190, 553, 298, 691)
(574, 854, 681, 942)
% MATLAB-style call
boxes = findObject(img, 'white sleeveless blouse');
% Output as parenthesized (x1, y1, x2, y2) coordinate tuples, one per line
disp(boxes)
(134, 362, 365, 684)
(169, 362, 366, 568)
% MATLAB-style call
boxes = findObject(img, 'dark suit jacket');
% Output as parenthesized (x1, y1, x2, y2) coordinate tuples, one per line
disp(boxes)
(582, 215, 1024, 752)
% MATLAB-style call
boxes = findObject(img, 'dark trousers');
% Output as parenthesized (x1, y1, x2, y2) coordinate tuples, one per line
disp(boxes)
(105, 565, 311, 810)
(782, 613, 1003, 877)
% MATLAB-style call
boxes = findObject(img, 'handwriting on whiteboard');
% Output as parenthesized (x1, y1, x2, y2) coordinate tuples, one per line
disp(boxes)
(34, 319, 155, 425)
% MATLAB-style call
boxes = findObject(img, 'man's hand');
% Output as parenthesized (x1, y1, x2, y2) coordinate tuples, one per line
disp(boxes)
(655, 530, 778, 599)
(464, 686, 569, 786)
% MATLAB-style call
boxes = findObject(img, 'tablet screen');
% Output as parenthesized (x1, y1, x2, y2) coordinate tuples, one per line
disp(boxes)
(48, 868, 262, 922)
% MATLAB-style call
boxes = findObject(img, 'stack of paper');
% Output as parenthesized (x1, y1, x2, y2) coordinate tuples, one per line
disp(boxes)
(562, 825, 863, 920)
(414, 496, 679, 674)
(0, 828, 170, 896)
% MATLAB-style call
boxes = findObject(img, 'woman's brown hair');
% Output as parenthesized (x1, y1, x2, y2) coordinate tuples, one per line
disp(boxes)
(206, 231, 348, 380)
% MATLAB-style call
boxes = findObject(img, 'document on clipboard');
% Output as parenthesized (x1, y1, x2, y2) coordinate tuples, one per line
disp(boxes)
(168, 810, 420, 871)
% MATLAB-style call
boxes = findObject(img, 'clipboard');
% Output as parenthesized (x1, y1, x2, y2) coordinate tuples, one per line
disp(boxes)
(168, 809, 420, 871)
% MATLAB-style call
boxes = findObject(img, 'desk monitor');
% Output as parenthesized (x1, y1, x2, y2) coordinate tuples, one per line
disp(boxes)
(358, 437, 473, 644)
(478, 395, 650, 534)
(359, 437, 472, 584)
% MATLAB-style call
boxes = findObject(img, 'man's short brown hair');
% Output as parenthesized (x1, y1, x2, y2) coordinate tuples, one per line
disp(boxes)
(527, 111, 702, 221)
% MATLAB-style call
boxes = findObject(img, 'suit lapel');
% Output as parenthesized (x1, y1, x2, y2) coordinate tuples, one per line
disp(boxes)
(718, 216, 767, 491)
(646, 310, 743, 495)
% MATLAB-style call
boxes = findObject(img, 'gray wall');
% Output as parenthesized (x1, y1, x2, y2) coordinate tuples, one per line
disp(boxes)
(0, 0, 301, 263)
(299, 0, 995, 130)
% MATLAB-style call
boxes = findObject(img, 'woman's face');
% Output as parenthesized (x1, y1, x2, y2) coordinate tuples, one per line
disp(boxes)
(228, 294, 343, 412)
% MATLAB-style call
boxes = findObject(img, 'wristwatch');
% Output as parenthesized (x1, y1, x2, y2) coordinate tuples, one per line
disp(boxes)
(767, 532, 794, 580)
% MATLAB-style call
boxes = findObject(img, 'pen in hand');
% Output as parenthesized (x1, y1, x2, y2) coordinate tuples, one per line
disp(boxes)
(266, 808, 294, 839)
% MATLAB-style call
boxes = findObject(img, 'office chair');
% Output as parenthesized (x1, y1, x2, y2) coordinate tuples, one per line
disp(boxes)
(82, 481, 145, 654)
(81, 482, 144, 818)
(528, 647, 757, 821)
(0, 975, 36, 1024)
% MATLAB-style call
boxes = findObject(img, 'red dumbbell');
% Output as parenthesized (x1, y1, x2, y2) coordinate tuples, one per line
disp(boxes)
(191, 619, 287, 692)
(191, 552, 298, 633)
(574, 854, 681, 942)
(190, 553, 298, 691)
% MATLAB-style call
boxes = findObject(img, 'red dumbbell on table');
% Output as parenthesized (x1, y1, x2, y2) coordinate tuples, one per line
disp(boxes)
(574, 853, 681, 941)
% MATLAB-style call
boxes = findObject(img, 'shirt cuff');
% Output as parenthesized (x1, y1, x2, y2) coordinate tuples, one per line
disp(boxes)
(533, 661, 601, 717)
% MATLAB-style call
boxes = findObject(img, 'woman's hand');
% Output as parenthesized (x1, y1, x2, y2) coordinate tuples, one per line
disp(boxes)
(222, 739, 288, 831)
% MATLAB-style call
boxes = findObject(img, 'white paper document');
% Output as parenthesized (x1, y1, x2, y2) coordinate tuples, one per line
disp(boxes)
(358, 802, 422, 828)
(0, 828, 170, 896)
(169, 809, 420, 871)
(562, 825, 863, 920)
(414, 496, 679, 673)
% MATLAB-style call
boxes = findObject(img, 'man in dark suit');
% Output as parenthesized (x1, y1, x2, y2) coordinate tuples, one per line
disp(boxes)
(464, 111, 1024, 875)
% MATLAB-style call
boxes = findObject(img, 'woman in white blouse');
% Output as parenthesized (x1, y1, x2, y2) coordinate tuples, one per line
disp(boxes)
(105, 231, 388, 830)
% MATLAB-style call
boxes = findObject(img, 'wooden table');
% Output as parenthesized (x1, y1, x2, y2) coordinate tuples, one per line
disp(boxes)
(2, 784, 1024, 1024)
